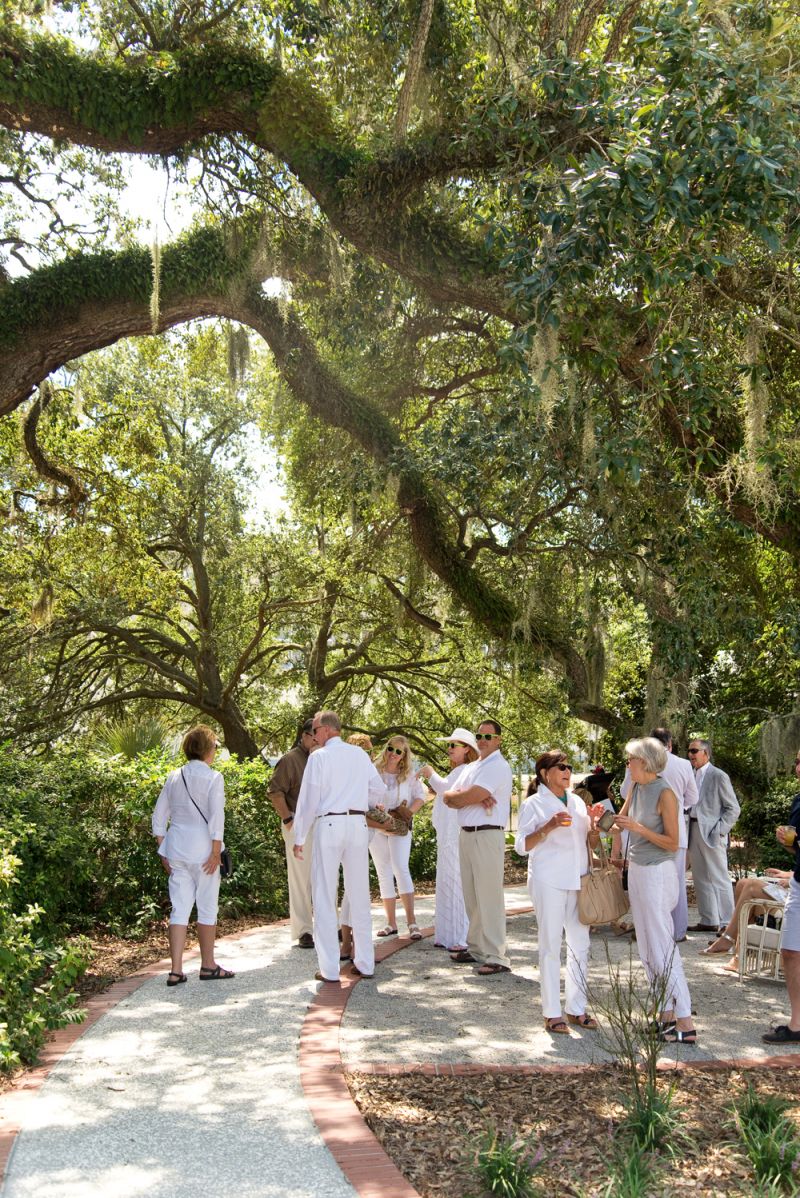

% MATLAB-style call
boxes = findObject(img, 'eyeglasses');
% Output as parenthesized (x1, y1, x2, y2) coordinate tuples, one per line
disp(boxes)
(475, 733, 498, 741)
(447, 742, 466, 750)
(311, 725, 321, 733)
(554, 763, 572, 772)
(687, 748, 702, 755)
(387, 746, 404, 756)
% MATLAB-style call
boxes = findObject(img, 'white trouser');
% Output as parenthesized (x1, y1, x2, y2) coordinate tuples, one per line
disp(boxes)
(369, 828, 413, 898)
(312, 813, 374, 980)
(628, 859, 692, 1019)
(672, 846, 688, 940)
(530, 879, 589, 1019)
(688, 820, 734, 927)
(458, 828, 509, 968)
(167, 859, 221, 925)
(281, 818, 314, 939)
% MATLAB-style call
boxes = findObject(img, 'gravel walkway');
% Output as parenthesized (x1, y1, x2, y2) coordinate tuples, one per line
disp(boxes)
(2, 887, 796, 1198)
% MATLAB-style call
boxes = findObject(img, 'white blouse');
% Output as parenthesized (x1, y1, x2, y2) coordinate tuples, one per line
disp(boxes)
(427, 764, 469, 834)
(379, 770, 426, 811)
(152, 759, 225, 865)
(515, 785, 592, 890)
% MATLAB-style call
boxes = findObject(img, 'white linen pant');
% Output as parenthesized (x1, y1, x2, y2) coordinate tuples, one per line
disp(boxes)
(312, 813, 374, 980)
(672, 847, 688, 941)
(688, 821, 734, 927)
(281, 818, 314, 939)
(530, 880, 589, 1019)
(459, 828, 509, 968)
(369, 828, 413, 898)
(628, 859, 692, 1019)
(167, 859, 221, 925)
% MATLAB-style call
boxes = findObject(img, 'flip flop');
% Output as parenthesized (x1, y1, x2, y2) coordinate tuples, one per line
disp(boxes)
(475, 963, 510, 975)
(450, 950, 476, 963)
(166, 972, 187, 987)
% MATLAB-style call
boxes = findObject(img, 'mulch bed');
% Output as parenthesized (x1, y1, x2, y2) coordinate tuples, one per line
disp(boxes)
(347, 1066, 800, 1197)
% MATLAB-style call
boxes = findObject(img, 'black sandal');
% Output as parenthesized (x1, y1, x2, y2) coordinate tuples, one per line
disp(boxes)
(660, 1026, 697, 1044)
(199, 965, 235, 980)
(166, 971, 187, 987)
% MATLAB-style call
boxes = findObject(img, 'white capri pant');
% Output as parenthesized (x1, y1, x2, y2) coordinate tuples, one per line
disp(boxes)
(628, 859, 692, 1020)
(369, 828, 413, 898)
(167, 859, 221, 925)
(782, 877, 800, 952)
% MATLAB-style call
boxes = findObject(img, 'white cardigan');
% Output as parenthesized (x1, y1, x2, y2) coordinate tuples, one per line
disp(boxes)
(515, 785, 591, 891)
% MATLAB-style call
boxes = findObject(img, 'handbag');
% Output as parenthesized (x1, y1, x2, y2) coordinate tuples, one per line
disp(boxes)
(366, 807, 409, 836)
(180, 769, 233, 878)
(390, 802, 414, 826)
(577, 836, 630, 925)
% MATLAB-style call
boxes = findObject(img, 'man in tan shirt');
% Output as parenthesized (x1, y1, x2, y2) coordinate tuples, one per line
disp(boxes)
(269, 719, 316, 947)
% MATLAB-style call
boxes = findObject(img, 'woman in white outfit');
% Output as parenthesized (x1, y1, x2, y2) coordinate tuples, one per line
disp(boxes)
(614, 737, 696, 1044)
(515, 749, 603, 1034)
(370, 735, 428, 939)
(151, 725, 234, 986)
(418, 727, 478, 951)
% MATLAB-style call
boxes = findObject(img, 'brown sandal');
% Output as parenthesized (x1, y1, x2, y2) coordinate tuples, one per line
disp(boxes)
(567, 1012, 598, 1029)
(545, 1017, 571, 1035)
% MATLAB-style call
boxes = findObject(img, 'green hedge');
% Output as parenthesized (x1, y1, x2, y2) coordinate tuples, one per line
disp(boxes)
(735, 779, 799, 874)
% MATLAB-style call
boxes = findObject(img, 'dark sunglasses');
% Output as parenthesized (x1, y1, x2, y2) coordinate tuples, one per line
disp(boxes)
(687, 748, 702, 755)
(447, 741, 466, 750)
(386, 746, 404, 756)
(554, 763, 572, 772)
(475, 732, 498, 741)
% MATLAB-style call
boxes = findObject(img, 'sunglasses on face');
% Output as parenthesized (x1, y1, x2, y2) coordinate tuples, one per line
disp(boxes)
(387, 746, 404, 756)
(447, 742, 466, 750)
(554, 763, 572, 772)
(475, 733, 498, 741)
(687, 748, 702, 755)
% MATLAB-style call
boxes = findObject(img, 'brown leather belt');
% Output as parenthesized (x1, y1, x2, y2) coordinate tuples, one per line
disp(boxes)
(326, 809, 365, 816)
(462, 824, 501, 832)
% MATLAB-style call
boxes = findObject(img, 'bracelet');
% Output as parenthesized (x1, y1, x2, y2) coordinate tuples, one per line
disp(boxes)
(282, 815, 294, 825)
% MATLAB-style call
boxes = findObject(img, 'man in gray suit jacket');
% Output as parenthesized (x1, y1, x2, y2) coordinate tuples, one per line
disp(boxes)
(687, 738, 741, 931)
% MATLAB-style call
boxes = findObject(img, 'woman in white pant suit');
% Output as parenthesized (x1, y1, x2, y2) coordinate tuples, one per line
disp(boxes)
(515, 749, 603, 1034)
(418, 728, 478, 952)
(614, 737, 696, 1044)
(370, 735, 428, 939)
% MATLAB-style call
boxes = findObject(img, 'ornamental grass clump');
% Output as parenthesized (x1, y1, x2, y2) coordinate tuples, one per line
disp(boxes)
(473, 1126, 545, 1198)
(731, 1086, 800, 1194)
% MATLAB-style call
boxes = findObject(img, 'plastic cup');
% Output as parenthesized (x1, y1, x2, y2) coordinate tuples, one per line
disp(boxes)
(780, 825, 797, 847)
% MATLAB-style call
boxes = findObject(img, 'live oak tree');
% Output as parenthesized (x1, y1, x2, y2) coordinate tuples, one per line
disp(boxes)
(1, 0, 799, 740)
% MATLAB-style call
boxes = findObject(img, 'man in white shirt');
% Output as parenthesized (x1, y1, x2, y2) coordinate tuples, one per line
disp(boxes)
(619, 726, 698, 941)
(687, 737, 740, 932)
(293, 710, 387, 983)
(443, 718, 513, 975)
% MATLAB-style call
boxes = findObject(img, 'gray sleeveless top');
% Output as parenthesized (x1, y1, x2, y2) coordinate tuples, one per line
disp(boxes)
(628, 777, 678, 866)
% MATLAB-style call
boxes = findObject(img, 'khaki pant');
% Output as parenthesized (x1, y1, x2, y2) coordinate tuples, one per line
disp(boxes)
(281, 818, 314, 940)
(458, 827, 509, 968)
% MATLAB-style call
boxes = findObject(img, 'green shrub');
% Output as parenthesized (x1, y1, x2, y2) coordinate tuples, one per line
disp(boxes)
(736, 778, 798, 873)
(0, 842, 87, 1074)
(731, 1086, 800, 1193)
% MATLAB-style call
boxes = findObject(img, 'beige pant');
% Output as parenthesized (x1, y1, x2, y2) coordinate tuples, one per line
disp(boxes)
(458, 828, 509, 968)
(281, 818, 314, 939)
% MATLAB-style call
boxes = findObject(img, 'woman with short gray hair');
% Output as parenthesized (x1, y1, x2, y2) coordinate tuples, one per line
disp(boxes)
(614, 737, 696, 1044)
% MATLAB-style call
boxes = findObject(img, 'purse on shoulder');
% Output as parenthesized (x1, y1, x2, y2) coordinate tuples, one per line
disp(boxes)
(577, 836, 630, 926)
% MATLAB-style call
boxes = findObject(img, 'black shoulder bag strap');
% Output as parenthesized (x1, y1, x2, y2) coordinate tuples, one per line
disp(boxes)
(180, 768, 232, 877)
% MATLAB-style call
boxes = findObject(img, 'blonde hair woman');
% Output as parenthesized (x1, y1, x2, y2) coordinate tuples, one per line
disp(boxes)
(370, 734, 428, 938)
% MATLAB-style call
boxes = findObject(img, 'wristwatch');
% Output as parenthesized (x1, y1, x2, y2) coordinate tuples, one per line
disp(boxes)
(282, 815, 294, 824)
